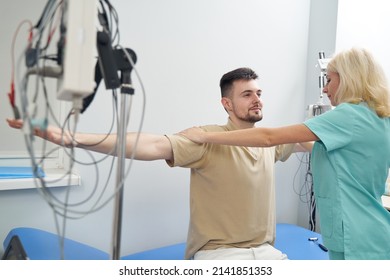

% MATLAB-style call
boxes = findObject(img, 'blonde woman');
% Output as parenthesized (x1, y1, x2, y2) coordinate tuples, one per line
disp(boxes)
(181, 48, 390, 260)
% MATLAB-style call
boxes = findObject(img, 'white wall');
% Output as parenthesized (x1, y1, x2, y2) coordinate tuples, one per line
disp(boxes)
(336, 0, 390, 77)
(0, 0, 314, 257)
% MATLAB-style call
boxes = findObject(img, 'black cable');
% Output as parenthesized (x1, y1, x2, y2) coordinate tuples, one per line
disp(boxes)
(307, 155, 316, 232)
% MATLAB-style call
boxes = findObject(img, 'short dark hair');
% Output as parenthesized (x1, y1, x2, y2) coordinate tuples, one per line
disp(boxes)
(220, 67, 258, 97)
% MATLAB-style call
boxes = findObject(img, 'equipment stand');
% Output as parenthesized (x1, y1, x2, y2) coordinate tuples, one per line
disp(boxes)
(102, 49, 136, 260)
(111, 91, 129, 260)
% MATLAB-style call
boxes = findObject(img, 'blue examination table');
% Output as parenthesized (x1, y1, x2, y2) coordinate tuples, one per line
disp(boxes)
(2, 223, 328, 260)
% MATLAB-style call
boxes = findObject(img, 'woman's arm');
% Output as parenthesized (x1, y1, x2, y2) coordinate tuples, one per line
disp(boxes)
(180, 124, 319, 148)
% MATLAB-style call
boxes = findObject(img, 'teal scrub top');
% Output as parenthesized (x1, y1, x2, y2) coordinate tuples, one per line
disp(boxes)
(304, 103, 390, 259)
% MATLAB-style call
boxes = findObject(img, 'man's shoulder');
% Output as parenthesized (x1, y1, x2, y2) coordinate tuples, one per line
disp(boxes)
(201, 124, 228, 132)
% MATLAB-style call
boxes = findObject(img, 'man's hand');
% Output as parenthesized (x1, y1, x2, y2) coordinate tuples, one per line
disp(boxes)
(6, 118, 23, 129)
(6, 118, 75, 147)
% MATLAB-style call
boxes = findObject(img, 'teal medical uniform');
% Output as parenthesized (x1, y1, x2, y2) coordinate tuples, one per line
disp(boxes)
(304, 103, 390, 259)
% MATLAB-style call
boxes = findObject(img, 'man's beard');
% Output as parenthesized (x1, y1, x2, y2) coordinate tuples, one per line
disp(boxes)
(239, 112, 263, 123)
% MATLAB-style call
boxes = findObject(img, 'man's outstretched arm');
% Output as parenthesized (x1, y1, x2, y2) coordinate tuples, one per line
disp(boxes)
(6, 119, 173, 161)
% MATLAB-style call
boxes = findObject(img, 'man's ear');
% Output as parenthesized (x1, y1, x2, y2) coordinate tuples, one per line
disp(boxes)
(221, 97, 232, 112)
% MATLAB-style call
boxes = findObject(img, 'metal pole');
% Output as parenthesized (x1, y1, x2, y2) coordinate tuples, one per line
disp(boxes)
(110, 92, 128, 260)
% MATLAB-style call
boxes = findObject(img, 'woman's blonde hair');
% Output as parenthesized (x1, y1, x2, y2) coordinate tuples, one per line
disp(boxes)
(327, 48, 390, 118)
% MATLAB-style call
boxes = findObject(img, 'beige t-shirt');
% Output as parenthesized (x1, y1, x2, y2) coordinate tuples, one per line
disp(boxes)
(166, 119, 294, 259)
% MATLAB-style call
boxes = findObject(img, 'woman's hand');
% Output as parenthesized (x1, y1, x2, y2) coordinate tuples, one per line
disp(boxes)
(179, 126, 206, 144)
(6, 118, 76, 147)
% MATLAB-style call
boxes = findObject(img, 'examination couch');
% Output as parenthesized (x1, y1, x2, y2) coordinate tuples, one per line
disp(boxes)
(2, 223, 329, 260)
